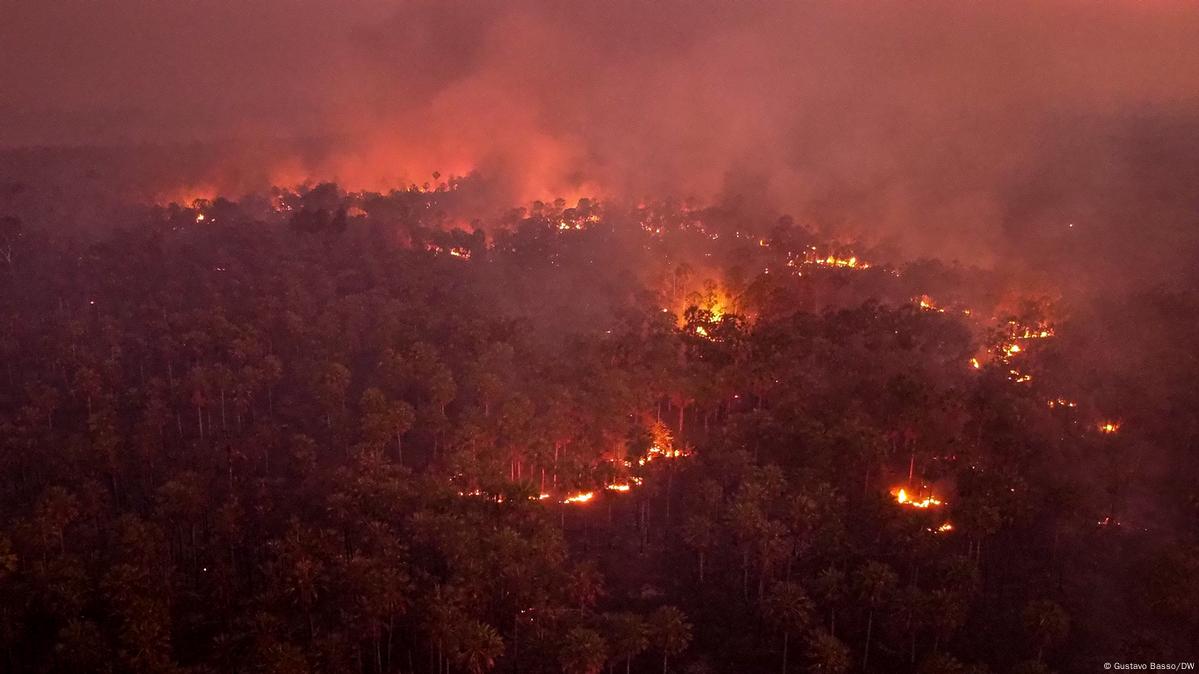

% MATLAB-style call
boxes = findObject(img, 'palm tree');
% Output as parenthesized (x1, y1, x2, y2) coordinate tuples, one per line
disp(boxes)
(855, 560, 897, 671)
(559, 627, 608, 674)
(649, 605, 692, 673)
(803, 629, 850, 673)
(680, 514, 716, 584)
(451, 620, 504, 674)
(762, 581, 814, 674)
(812, 566, 846, 638)
(604, 612, 650, 674)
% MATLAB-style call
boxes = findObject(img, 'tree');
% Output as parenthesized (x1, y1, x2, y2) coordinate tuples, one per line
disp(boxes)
(451, 621, 504, 674)
(804, 630, 850, 674)
(812, 566, 847, 637)
(855, 561, 897, 671)
(763, 580, 814, 674)
(559, 627, 608, 674)
(649, 606, 692, 674)
(605, 612, 650, 674)
(567, 561, 605, 613)
(34, 486, 80, 557)
(680, 513, 716, 584)
(360, 387, 415, 463)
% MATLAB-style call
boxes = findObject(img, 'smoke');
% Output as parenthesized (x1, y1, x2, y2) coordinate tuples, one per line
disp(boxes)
(4, 0, 1199, 279)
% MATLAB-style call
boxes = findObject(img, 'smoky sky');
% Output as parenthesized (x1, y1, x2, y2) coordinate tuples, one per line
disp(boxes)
(3, 0, 1199, 277)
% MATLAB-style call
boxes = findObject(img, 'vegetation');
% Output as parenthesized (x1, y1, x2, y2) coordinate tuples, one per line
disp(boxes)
(0, 183, 1195, 673)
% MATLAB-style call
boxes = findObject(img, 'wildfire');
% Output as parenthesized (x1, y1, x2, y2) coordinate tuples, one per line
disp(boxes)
(638, 444, 686, 466)
(1008, 369, 1032, 384)
(916, 295, 945, 313)
(605, 483, 632, 492)
(562, 491, 595, 504)
(893, 488, 944, 509)
(1098, 421, 1120, 434)
(935, 522, 954, 533)
(1047, 398, 1077, 409)
(812, 253, 867, 269)
(1002, 343, 1022, 358)
(969, 358, 981, 369)
(424, 244, 473, 260)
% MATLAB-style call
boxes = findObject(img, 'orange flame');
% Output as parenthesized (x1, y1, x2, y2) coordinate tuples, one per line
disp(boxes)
(894, 488, 944, 509)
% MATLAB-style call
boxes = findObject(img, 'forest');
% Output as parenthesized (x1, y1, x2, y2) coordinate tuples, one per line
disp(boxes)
(0, 180, 1196, 674)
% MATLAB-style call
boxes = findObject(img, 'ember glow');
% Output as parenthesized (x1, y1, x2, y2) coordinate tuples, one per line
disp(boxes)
(893, 488, 944, 509)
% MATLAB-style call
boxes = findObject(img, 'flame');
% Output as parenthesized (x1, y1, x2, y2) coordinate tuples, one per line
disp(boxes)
(424, 244, 473, 260)
(916, 295, 945, 313)
(969, 358, 981, 369)
(1047, 398, 1077, 409)
(935, 522, 954, 533)
(638, 444, 686, 466)
(605, 483, 632, 492)
(893, 487, 943, 509)
(562, 491, 594, 504)
(812, 253, 867, 269)
(1098, 421, 1120, 434)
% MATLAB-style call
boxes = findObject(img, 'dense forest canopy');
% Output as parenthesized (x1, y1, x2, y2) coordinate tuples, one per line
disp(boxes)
(0, 179, 1195, 674)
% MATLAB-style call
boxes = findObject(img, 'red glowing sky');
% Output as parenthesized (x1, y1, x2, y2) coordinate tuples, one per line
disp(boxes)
(4, 0, 1199, 273)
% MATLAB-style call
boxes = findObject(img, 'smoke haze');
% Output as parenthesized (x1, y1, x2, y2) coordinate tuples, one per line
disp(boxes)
(3, 0, 1199, 279)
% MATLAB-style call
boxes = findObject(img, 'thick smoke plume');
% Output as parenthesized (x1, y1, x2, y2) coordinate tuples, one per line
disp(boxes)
(3, 0, 1199, 281)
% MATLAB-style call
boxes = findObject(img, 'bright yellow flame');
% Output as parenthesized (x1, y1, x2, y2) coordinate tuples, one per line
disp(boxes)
(894, 488, 943, 509)
(935, 522, 954, 533)
(1098, 422, 1120, 434)
(605, 483, 632, 492)
(562, 491, 594, 504)
(970, 358, 981, 369)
